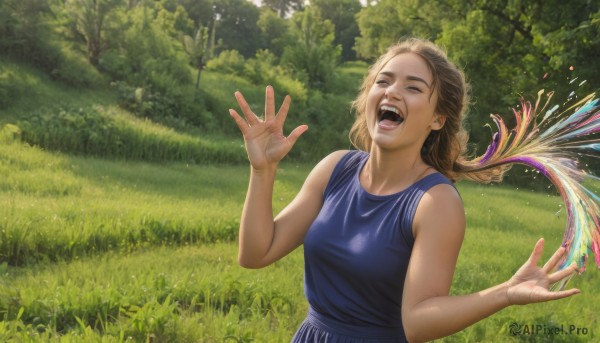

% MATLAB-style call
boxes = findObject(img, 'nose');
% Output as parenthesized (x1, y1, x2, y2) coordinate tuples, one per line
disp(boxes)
(384, 82, 402, 101)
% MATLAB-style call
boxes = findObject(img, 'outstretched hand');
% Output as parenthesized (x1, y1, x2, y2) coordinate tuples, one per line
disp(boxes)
(229, 86, 308, 171)
(506, 238, 581, 305)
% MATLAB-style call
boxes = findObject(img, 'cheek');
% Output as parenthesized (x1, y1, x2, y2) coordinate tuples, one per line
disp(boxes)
(365, 88, 380, 117)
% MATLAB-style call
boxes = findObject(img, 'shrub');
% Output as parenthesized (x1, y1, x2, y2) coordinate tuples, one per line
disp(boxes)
(206, 50, 246, 75)
(18, 105, 244, 164)
(113, 81, 210, 130)
(50, 45, 107, 88)
(0, 69, 26, 108)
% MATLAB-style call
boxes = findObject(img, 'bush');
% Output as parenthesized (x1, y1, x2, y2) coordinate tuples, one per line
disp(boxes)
(0, 124, 21, 143)
(113, 81, 210, 130)
(50, 45, 107, 88)
(290, 90, 354, 161)
(206, 50, 246, 75)
(0, 69, 27, 108)
(18, 105, 245, 164)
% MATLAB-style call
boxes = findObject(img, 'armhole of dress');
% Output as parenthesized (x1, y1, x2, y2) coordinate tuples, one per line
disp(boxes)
(323, 150, 361, 198)
(402, 174, 456, 246)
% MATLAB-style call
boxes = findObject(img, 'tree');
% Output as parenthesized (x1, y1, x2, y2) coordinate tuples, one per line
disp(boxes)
(311, 0, 361, 61)
(257, 7, 289, 55)
(0, 0, 55, 66)
(183, 22, 217, 88)
(354, 0, 451, 60)
(213, 0, 262, 57)
(66, 0, 124, 65)
(436, 0, 600, 145)
(281, 6, 341, 91)
(354, 0, 600, 148)
(262, 0, 305, 18)
(177, 0, 214, 28)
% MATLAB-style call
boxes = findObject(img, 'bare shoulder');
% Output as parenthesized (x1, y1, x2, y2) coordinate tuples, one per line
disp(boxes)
(303, 150, 350, 192)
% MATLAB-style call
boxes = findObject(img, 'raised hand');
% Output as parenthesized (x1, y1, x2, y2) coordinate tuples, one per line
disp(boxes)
(229, 86, 308, 171)
(505, 239, 581, 305)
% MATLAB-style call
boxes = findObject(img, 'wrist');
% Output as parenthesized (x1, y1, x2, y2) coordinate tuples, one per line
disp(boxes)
(251, 164, 278, 177)
(500, 281, 513, 307)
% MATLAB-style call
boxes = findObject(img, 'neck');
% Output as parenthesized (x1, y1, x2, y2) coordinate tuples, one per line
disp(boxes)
(361, 146, 430, 195)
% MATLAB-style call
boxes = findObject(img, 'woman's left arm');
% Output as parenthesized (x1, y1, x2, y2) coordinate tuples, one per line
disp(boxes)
(401, 184, 580, 343)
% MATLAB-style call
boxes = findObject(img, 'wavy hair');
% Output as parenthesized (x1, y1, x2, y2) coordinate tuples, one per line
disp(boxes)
(349, 38, 507, 182)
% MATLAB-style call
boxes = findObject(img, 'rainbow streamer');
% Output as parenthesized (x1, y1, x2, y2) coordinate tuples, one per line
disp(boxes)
(466, 90, 600, 289)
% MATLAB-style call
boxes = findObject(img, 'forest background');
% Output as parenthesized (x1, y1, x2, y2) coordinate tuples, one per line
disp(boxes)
(1, 0, 599, 341)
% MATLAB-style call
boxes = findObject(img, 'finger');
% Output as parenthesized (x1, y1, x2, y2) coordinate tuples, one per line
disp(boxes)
(229, 109, 249, 135)
(275, 95, 291, 127)
(234, 91, 260, 125)
(286, 125, 309, 145)
(542, 245, 567, 273)
(527, 238, 545, 266)
(548, 262, 578, 284)
(542, 288, 581, 301)
(265, 85, 275, 121)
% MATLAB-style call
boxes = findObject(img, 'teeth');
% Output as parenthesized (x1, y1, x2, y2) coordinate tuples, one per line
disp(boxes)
(380, 105, 399, 114)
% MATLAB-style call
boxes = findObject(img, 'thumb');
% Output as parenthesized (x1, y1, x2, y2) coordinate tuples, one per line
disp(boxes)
(286, 125, 308, 145)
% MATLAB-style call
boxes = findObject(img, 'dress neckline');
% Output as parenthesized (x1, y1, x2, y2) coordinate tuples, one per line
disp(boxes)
(355, 152, 439, 200)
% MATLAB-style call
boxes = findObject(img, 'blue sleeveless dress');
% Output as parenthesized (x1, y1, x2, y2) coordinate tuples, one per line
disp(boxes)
(292, 150, 455, 342)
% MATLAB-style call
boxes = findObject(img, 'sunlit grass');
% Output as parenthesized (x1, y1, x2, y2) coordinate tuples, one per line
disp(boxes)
(0, 244, 305, 342)
(0, 141, 306, 265)
(0, 141, 598, 341)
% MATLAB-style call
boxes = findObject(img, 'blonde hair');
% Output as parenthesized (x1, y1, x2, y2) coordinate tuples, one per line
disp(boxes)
(349, 38, 507, 183)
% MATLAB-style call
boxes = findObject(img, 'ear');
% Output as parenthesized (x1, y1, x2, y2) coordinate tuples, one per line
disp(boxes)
(430, 113, 446, 131)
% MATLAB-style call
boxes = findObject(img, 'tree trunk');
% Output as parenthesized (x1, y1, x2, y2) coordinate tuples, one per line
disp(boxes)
(195, 68, 202, 89)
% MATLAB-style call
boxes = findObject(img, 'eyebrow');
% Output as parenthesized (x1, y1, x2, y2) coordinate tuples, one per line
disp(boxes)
(378, 71, 432, 89)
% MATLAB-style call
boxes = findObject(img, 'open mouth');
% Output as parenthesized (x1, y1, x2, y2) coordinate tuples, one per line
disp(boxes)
(378, 105, 404, 125)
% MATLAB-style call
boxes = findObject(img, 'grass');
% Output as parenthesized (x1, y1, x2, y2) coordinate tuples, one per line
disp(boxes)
(0, 57, 115, 125)
(1, 139, 599, 341)
(0, 244, 306, 342)
(0, 140, 306, 265)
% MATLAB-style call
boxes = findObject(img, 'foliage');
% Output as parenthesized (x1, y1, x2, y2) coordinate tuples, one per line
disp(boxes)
(355, 0, 600, 149)
(99, 3, 191, 91)
(213, 0, 262, 58)
(64, 0, 124, 65)
(281, 6, 341, 92)
(310, 0, 362, 61)
(17, 105, 244, 165)
(177, 0, 214, 29)
(243, 50, 308, 103)
(290, 90, 354, 161)
(354, 0, 448, 60)
(50, 43, 108, 87)
(262, 0, 305, 18)
(112, 80, 208, 129)
(206, 49, 247, 76)
(257, 7, 290, 56)
(183, 23, 217, 88)
(0, 0, 65, 73)
(0, 66, 30, 109)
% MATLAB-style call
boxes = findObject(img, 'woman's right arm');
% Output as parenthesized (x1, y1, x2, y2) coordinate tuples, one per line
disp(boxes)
(230, 85, 346, 268)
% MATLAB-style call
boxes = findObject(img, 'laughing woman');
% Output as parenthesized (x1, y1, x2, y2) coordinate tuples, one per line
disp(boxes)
(229, 38, 580, 343)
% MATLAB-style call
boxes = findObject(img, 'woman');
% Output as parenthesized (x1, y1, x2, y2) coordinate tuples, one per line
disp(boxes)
(229, 38, 580, 342)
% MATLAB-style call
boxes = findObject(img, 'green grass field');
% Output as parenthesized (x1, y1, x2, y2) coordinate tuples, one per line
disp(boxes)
(1, 138, 598, 342)
(1, 57, 597, 342)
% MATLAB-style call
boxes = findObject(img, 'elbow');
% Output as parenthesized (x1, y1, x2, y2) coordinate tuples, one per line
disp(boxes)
(402, 314, 427, 343)
(404, 330, 423, 343)
(404, 327, 427, 343)
(237, 255, 267, 269)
